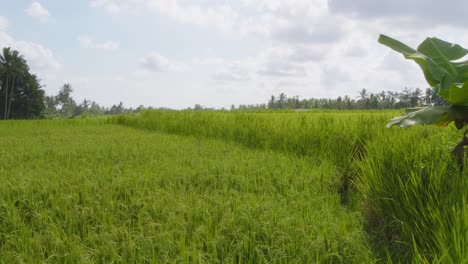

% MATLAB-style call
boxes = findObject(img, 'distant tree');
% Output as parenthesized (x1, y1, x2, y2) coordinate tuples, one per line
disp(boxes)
(369, 93, 379, 108)
(89, 101, 104, 115)
(336, 96, 343, 109)
(73, 99, 90, 117)
(267, 95, 276, 109)
(410, 88, 423, 107)
(136, 105, 145, 112)
(44, 95, 58, 117)
(278, 93, 286, 108)
(358, 88, 369, 100)
(263, 88, 426, 111)
(56, 83, 76, 117)
(424, 87, 448, 106)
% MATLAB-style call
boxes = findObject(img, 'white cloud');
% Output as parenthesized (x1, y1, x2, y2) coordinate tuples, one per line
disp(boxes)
(138, 52, 183, 73)
(0, 32, 61, 70)
(211, 44, 329, 83)
(144, 0, 347, 45)
(25, 2, 50, 23)
(212, 60, 255, 82)
(145, 1, 241, 33)
(0, 16, 8, 31)
(245, 0, 349, 44)
(256, 47, 309, 77)
(77, 35, 120, 51)
(344, 46, 367, 57)
(90, 0, 121, 14)
(321, 66, 352, 88)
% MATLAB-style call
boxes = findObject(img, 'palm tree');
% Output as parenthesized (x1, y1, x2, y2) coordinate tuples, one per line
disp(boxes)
(410, 88, 423, 107)
(278, 93, 287, 109)
(268, 95, 276, 109)
(0, 47, 26, 119)
(57, 83, 76, 117)
(0, 66, 3, 107)
(7, 53, 27, 119)
(0, 47, 12, 119)
(358, 88, 369, 100)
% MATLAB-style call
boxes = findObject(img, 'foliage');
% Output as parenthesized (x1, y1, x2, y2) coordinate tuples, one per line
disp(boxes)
(0, 47, 45, 119)
(235, 88, 440, 111)
(379, 34, 468, 129)
(44, 84, 146, 118)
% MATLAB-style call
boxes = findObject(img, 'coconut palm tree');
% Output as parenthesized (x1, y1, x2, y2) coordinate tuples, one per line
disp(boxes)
(410, 88, 423, 107)
(278, 93, 287, 109)
(268, 95, 276, 109)
(7, 54, 27, 119)
(0, 47, 27, 119)
(358, 88, 369, 100)
(0, 47, 12, 119)
(57, 83, 77, 117)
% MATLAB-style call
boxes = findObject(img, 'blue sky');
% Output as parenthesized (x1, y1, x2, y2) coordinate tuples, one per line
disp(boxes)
(1, 0, 468, 108)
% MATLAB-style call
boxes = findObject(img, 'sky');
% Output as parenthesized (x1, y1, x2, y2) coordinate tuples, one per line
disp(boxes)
(1, 0, 468, 109)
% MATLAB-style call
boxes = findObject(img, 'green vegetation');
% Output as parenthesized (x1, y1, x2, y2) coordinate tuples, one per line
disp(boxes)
(0, 110, 465, 263)
(259, 88, 444, 110)
(112, 110, 468, 263)
(0, 117, 374, 263)
(0, 47, 45, 119)
(218, 88, 445, 111)
(379, 34, 468, 129)
(44, 84, 146, 118)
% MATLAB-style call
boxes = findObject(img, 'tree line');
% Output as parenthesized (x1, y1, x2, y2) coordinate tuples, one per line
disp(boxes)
(232, 88, 447, 110)
(44, 83, 146, 118)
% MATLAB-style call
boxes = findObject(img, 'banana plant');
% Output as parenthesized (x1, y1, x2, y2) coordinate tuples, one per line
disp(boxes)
(379, 34, 468, 167)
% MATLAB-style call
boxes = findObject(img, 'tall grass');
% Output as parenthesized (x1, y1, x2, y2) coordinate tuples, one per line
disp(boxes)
(112, 110, 468, 263)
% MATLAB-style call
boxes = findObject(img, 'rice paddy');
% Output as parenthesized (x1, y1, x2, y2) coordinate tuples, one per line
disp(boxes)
(0, 110, 466, 263)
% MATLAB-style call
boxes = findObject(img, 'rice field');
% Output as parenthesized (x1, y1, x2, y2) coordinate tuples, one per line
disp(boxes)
(0, 110, 466, 263)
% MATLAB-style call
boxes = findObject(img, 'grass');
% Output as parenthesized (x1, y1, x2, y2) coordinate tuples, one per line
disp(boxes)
(0, 110, 466, 263)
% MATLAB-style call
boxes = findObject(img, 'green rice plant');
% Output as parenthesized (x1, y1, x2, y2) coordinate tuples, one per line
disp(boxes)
(112, 109, 467, 262)
(1, 110, 466, 262)
(0, 119, 376, 263)
(357, 124, 467, 263)
(110, 110, 396, 167)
